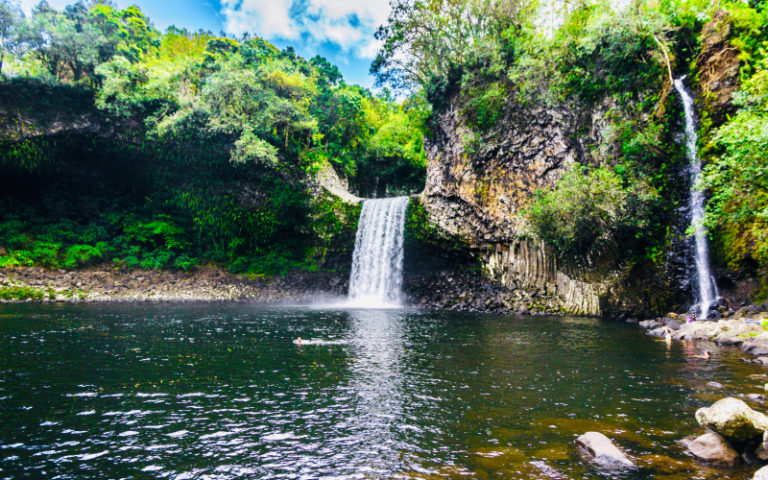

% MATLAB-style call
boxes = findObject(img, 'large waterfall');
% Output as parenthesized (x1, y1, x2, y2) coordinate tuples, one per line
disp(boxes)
(674, 76, 718, 318)
(348, 197, 409, 307)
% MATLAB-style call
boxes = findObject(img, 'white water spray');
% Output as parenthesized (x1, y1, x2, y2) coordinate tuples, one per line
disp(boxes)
(674, 76, 718, 318)
(348, 197, 409, 308)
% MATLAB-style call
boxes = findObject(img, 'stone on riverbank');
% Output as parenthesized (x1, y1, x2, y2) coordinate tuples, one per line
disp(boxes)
(754, 464, 768, 480)
(575, 432, 634, 470)
(683, 432, 740, 467)
(695, 397, 768, 443)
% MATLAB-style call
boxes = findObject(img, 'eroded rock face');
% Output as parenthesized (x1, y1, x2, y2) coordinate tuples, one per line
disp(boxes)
(695, 397, 768, 443)
(695, 10, 741, 127)
(418, 12, 740, 317)
(683, 432, 740, 467)
(575, 431, 635, 470)
(420, 96, 629, 316)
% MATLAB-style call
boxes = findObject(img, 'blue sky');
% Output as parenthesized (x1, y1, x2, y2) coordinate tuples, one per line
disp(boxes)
(19, 0, 391, 88)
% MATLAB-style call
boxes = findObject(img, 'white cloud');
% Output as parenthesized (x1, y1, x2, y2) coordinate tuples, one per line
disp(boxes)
(221, 0, 298, 40)
(220, 0, 390, 58)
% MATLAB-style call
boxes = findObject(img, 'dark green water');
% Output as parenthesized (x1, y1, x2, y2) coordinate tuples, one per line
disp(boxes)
(0, 303, 765, 479)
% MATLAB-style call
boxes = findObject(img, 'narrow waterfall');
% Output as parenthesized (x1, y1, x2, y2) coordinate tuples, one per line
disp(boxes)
(348, 196, 409, 307)
(674, 76, 718, 318)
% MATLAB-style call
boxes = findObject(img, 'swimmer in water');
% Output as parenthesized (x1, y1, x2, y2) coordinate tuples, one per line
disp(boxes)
(664, 327, 672, 349)
(295, 337, 303, 345)
(693, 350, 711, 360)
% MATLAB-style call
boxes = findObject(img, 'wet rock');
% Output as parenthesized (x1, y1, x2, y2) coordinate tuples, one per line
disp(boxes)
(575, 432, 634, 470)
(755, 464, 768, 480)
(639, 319, 661, 329)
(755, 432, 768, 462)
(707, 382, 725, 389)
(695, 397, 768, 443)
(648, 326, 667, 337)
(666, 319, 681, 330)
(755, 358, 768, 366)
(683, 432, 740, 467)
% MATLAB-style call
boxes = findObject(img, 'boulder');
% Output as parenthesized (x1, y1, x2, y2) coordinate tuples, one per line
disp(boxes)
(639, 319, 661, 329)
(665, 319, 681, 330)
(755, 465, 768, 480)
(695, 397, 768, 443)
(684, 432, 739, 467)
(575, 432, 634, 470)
(649, 326, 667, 337)
(755, 432, 768, 461)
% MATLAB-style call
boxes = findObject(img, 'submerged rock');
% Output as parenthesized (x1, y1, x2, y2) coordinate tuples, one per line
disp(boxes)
(695, 397, 768, 443)
(575, 432, 634, 470)
(683, 432, 740, 467)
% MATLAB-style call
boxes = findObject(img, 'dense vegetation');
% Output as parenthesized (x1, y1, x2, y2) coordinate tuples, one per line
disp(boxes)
(0, 0, 427, 274)
(374, 0, 768, 291)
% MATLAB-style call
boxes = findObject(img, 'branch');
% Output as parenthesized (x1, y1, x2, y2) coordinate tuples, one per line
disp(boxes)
(651, 33, 674, 86)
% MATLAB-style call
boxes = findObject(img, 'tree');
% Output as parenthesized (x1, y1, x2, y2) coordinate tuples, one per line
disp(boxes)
(27, 3, 107, 82)
(0, 0, 23, 74)
(371, 0, 535, 90)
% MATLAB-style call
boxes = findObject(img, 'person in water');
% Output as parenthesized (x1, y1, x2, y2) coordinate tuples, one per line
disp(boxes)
(695, 350, 711, 360)
(687, 308, 697, 323)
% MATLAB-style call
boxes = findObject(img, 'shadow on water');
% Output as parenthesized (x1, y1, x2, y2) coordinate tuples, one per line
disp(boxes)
(0, 303, 765, 479)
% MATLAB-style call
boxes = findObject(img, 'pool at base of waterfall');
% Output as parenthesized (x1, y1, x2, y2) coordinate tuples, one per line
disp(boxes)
(1, 303, 765, 479)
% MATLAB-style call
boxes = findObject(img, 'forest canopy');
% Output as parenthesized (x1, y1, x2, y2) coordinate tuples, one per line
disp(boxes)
(0, 0, 427, 275)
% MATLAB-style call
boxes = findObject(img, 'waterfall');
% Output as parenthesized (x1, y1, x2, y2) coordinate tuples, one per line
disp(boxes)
(348, 197, 409, 308)
(674, 76, 718, 319)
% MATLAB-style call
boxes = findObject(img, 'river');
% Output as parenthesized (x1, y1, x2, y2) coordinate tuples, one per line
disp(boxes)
(0, 303, 764, 479)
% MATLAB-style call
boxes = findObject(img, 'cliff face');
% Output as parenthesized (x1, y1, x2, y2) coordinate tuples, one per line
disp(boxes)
(419, 13, 742, 317)
(420, 96, 636, 316)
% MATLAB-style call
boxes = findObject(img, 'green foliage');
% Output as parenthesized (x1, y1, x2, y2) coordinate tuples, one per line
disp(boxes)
(0, 0, 425, 276)
(526, 166, 662, 263)
(0, 285, 44, 300)
(704, 52, 768, 276)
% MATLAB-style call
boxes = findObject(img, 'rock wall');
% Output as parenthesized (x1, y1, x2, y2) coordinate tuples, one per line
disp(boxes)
(417, 12, 743, 317)
(420, 96, 628, 316)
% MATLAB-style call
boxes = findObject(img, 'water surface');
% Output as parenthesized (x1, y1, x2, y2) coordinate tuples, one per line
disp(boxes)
(0, 303, 765, 479)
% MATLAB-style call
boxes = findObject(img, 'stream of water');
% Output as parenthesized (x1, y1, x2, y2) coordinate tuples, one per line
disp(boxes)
(1, 303, 766, 479)
(674, 76, 718, 318)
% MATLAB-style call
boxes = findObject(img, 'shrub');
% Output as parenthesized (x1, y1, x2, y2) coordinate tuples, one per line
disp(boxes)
(0, 285, 45, 301)
(526, 166, 661, 263)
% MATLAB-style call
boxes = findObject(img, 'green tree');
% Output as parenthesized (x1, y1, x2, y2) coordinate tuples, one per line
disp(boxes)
(0, 0, 24, 74)
(27, 1, 107, 82)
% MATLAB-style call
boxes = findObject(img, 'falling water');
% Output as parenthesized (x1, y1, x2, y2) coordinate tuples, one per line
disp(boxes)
(348, 196, 409, 308)
(674, 76, 717, 318)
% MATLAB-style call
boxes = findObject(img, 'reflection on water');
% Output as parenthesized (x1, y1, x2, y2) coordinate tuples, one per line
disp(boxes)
(344, 309, 406, 474)
(0, 303, 766, 479)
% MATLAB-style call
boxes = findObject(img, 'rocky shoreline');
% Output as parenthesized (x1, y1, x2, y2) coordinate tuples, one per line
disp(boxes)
(639, 302, 768, 362)
(0, 266, 350, 304)
(0, 266, 558, 314)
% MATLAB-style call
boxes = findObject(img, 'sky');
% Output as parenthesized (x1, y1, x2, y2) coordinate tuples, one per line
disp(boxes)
(18, 0, 391, 88)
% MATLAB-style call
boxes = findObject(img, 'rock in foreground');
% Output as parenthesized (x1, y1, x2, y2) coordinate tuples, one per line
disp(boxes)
(575, 431, 634, 470)
(755, 465, 768, 480)
(683, 432, 740, 467)
(695, 397, 768, 443)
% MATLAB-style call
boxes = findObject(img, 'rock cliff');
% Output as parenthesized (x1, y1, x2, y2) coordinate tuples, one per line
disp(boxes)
(417, 12, 742, 317)
(419, 96, 628, 315)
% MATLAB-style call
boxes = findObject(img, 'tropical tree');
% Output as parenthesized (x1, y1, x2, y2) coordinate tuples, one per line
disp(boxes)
(0, 0, 23, 74)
